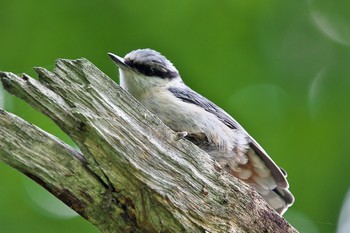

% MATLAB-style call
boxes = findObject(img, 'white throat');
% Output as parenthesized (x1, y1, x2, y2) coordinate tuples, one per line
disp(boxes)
(119, 69, 182, 99)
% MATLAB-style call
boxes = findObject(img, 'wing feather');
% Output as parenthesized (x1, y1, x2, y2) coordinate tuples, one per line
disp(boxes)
(168, 86, 288, 188)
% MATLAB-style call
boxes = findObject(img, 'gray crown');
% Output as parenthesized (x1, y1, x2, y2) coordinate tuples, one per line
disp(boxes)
(124, 49, 179, 79)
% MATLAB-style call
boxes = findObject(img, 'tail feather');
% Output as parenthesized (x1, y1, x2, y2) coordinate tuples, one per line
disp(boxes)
(260, 187, 294, 215)
(228, 147, 294, 215)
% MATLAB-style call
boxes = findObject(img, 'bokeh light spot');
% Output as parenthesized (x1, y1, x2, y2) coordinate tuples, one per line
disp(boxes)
(337, 189, 350, 233)
(228, 84, 288, 130)
(309, 1, 350, 46)
(308, 68, 327, 119)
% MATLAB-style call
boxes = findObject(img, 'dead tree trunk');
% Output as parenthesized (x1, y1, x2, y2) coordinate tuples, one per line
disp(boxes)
(0, 59, 298, 233)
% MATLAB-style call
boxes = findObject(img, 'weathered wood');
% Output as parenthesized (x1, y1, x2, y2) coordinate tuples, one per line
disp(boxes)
(0, 59, 298, 233)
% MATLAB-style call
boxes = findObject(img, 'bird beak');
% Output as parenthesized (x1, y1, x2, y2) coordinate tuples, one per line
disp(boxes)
(108, 52, 130, 69)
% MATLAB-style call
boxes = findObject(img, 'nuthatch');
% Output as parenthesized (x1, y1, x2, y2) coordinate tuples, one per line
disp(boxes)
(109, 49, 294, 214)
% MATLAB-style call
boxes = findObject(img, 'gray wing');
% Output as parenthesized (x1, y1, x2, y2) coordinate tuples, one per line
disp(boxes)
(168, 86, 288, 188)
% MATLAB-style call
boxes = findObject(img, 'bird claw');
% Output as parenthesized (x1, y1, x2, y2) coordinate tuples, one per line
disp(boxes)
(175, 131, 188, 140)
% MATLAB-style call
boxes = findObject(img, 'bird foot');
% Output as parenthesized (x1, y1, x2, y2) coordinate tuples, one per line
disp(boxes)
(175, 131, 188, 140)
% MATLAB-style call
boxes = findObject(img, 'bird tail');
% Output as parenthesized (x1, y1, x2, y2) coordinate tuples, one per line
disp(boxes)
(228, 147, 294, 215)
(259, 187, 294, 215)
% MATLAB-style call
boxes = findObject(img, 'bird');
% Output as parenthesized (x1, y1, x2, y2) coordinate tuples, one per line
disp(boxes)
(108, 48, 294, 215)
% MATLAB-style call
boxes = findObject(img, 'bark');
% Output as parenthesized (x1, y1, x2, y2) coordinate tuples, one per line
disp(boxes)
(0, 59, 298, 233)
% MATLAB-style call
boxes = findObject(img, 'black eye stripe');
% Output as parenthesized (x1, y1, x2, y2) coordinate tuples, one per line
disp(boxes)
(125, 60, 178, 79)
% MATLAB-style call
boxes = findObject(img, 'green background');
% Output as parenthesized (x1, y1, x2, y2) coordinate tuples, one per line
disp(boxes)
(1, 0, 349, 232)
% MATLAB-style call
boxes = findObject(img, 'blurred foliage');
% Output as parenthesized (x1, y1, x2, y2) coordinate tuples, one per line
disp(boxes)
(1, 0, 350, 232)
